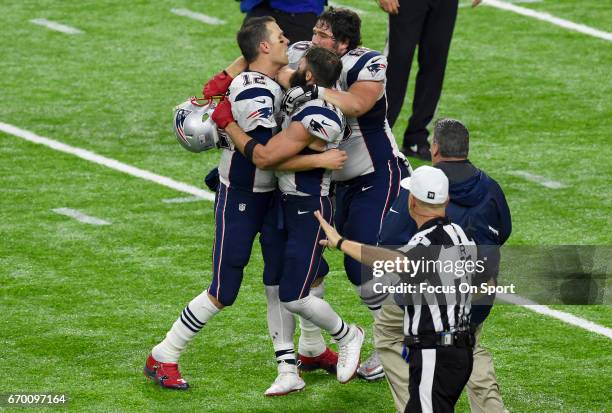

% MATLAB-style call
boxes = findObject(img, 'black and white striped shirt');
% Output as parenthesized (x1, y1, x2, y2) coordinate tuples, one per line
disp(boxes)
(398, 216, 477, 337)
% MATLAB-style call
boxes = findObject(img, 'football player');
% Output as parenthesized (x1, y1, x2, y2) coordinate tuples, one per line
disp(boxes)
(144, 17, 345, 391)
(213, 46, 364, 395)
(279, 8, 411, 381)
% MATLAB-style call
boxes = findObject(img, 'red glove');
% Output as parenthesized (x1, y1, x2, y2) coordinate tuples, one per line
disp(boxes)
(212, 98, 234, 129)
(203, 70, 233, 98)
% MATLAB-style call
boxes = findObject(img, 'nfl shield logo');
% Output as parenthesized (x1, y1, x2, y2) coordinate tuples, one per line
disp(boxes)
(239, 203, 246, 212)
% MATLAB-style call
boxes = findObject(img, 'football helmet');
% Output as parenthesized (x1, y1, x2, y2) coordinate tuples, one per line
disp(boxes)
(173, 97, 219, 153)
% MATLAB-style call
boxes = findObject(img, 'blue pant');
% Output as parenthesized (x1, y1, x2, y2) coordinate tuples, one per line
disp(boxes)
(335, 157, 407, 285)
(208, 184, 285, 306)
(273, 194, 333, 302)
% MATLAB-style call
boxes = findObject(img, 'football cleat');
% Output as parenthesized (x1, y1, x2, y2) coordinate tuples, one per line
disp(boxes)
(264, 362, 305, 397)
(298, 347, 338, 374)
(357, 350, 385, 381)
(336, 325, 365, 384)
(143, 354, 189, 390)
(401, 143, 432, 161)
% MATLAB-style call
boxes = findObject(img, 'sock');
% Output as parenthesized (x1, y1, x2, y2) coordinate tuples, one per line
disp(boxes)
(152, 290, 220, 363)
(331, 319, 351, 343)
(283, 295, 342, 334)
(298, 283, 327, 357)
(265, 285, 296, 365)
(368, 305, 382, 320)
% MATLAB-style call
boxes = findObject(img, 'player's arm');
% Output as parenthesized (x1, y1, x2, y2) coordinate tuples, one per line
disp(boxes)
(224, 121, 313, 169)
(320, 81, 383, 117)
(275, 149, 347, 172)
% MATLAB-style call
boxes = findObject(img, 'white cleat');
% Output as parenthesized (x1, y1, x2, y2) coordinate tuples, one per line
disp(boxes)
(264, 362, 305, 397)
(336, 325, 365, 384)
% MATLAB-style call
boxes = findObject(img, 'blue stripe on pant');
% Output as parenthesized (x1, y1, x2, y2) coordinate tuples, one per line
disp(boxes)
(209, 184, 285, 306)
(277, 194, 333, 303)
(335, 157, 407, 285)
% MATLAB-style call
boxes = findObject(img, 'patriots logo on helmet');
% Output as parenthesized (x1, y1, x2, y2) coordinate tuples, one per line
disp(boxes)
(247, 107, 273, 119)
(367, 62, 386, 75)
(174, 109, 192, 145)
(309, 119, 329, 138)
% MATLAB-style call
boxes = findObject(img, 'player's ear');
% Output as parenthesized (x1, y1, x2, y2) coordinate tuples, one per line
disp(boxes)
(305, 70, 314, 83)
(260, 40, 271, 54)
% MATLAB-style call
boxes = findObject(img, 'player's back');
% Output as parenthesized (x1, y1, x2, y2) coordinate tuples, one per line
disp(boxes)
(218, 71, 284, 193)
(334, 47, 402, 182)
(276, 99, 345, 197)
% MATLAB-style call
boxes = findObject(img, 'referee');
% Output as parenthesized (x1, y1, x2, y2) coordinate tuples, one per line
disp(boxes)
(314, 165, 477, 413)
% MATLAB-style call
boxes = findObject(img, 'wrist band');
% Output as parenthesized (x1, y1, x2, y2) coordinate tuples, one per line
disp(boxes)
(244, 139, 260, 162)
(336, 237, 346, 251)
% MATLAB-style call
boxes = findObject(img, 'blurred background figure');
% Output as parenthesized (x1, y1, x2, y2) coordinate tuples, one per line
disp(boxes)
(240, 0, 326, 43)
(379, 0, 481, 160)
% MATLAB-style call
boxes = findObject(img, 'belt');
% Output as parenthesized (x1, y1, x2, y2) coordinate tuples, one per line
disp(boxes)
(404, 331, 474, 349)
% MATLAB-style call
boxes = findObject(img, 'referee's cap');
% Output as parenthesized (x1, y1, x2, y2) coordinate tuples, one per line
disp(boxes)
(400, 166, 449, 204)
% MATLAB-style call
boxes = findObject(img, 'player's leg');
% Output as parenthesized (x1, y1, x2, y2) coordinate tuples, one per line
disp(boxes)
(145, 184, 265, 389)
(259, 200, 304, 396)
(280, 195, 364, 383)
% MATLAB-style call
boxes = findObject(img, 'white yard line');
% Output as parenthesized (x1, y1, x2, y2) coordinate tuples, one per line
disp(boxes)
(3, 121, 611, 340)
(483, 0, 612, 42)
(328, 2, 367, 15)
(0, 122, 215, 201)
(498, 293, 612, 339)
(52, 208, 111, 225)
(170, 8, 226, 25)
(509, 170, 565, 189)
(30, 18, 83, 34)
(162, 196, 208, 204)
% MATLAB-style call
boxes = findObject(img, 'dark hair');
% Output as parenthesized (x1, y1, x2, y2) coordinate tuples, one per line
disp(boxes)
(432, 118, 470, 158)
(237, 16, 275, 63)
(304, 47, 342, 88)
(318, 7, 361, 51)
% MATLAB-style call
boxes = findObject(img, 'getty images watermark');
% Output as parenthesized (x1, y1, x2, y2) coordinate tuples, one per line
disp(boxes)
(359, 245, 610, 306)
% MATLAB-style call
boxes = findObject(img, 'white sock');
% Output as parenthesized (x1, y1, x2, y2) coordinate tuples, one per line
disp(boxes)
(265, 286, 296, 364)
(152, 290, 220, 363)
(354, 285, 382, 321)
(298, 283, 327, 357)
(283, 295, 342, 334)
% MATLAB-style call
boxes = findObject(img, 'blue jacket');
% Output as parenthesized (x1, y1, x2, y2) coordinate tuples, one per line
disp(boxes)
(378, 161, 512, 325)
(240, 0, 325, 15)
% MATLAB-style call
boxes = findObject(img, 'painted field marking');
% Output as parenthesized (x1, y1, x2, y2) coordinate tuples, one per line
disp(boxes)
(30, 18, 83, 34)
(328, 2, 367, 15)
(0, 122, 215, 201)
(498, 293, 612, 339)
(170, 8, 226, 25)
(162, 196, 208, 204)
(484, 0, 612, 42)
(3, 121, 611, 340)
(52, 208, 111, 225)
(509, 170, 565, 189)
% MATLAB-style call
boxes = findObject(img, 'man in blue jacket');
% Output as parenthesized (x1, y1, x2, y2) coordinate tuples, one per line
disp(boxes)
(367, 118, 511, 413)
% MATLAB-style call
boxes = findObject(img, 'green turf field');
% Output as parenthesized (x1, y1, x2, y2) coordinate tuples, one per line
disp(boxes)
(1, 1, 610, 412)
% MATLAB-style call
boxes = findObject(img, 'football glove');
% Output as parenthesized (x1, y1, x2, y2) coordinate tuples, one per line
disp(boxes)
(211, 98, 234, 129)
(203, 70, 233, 98)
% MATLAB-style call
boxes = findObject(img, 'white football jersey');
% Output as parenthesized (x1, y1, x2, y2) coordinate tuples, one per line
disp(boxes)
(333, 47, 402, 182)
(218, 71, 283, 192)
(276, 99, 345, 196)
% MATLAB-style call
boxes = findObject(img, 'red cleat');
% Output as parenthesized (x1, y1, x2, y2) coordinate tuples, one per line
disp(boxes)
(298, 347, 338, 375)
(143, 354, 189, 390)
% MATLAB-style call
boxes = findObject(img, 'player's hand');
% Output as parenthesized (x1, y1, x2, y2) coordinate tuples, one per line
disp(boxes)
(472, 0, 482, 7)
(282, 85, 318, 113)
(314, 210, 342, 249)
(316, 149, 347, 170)
(211, 98, 234, 129)
(378, 0, 400, 14)
(203, 70, 233, 98)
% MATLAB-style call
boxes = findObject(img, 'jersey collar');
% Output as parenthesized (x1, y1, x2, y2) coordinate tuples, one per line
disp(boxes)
(419, 216, 450, 231)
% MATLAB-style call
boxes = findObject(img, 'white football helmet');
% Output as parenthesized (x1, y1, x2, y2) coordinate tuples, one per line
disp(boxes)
(173, 97, 219, 153)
